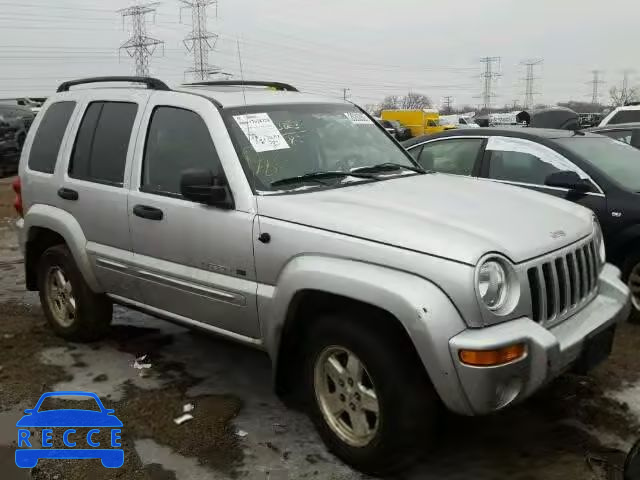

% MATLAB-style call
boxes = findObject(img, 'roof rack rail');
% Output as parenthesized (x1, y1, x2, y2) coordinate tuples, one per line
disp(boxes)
(184, 80, 298, 92)
(57, 76, 171, 93)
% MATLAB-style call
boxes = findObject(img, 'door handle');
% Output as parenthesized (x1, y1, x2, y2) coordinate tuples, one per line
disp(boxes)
(57, 188, 78, 201)
(133, 204, 164, 221)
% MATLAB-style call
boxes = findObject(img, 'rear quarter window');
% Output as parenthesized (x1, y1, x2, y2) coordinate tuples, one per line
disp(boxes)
(28, 101, 76, 173)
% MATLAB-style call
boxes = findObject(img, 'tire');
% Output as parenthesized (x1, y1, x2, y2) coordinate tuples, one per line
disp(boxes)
(37, 244, 113, 341)
(622, 251, 640, 324)
(303, 312, 438, 476)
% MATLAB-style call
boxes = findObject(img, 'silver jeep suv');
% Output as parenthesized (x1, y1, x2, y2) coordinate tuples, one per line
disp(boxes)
(14, 77, 630, 475)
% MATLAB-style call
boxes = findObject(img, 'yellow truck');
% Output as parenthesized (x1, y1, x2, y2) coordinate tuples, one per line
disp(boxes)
(380, 109, 445, 136)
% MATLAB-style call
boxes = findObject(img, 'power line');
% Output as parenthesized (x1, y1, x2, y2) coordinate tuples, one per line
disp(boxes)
(118, 3, 164, 77)
(522, 59, 543, 109)
(588, 70, 605, 104)
(479, 56, 500, 110)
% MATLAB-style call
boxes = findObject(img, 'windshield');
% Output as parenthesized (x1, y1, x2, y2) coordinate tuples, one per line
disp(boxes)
(224, 103, 417, 192)
(556, 136, 640, 192)
(609, 110, 640, 124)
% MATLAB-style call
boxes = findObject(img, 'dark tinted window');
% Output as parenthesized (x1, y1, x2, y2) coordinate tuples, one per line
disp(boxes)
(609, 110, 640, 124)
(28, 101, 76, 173)
(418, 138, 483, 175)
(69, 102, 137, 185)
(142, 107, 221, 196)
(488, 150, 558, 184)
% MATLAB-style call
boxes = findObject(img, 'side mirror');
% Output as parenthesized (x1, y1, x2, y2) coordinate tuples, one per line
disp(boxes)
(180, 168, 233, 209)
(545, 171, 592, 192)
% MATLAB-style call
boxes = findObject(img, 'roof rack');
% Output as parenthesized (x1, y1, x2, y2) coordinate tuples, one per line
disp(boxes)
(57, 76, 171, 93)
(184, 80, 298, 92)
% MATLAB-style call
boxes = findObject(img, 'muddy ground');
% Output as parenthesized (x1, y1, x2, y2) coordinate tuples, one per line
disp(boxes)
(0, 176, 639, 480)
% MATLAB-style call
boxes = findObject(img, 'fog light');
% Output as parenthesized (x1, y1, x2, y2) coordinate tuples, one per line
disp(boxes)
(459, 343, 526, 366)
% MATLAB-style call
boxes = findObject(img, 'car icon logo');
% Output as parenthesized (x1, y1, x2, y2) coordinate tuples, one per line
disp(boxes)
(15, 391, 124, 469)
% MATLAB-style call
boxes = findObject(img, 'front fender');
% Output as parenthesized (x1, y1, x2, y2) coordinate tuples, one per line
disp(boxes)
(608, 223, 640, 264)
(24, 204, 100, 292)
(262, 255, 473, 414)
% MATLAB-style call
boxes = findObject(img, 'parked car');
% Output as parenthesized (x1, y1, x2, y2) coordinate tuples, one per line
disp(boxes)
(14, 77, 630, 475)
(0, 115, 20, 178)
(599, 103, 640, 126)
(0, 97, 43, 115)
(377, 118, 412, 140)
(587, 123, 640, 149)
(0, 104, 35, 149)
(404, 128, 640, 320)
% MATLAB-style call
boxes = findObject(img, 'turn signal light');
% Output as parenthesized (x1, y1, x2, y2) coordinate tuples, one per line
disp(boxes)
(459, 343, 526, 366)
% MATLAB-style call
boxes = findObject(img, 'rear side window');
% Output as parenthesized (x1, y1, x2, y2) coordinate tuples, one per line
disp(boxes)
(69, 102, 138, 185)
(141, 106, 222, 197)
(28, 101, 76, 173)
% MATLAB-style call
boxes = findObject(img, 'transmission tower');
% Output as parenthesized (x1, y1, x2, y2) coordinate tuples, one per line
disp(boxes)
(588, 70, 605, 104)
(480, 57, 501, 110)
(443, 95, 454, 113)
(118, 3, 164, 77)
(522, 59, 543, 109)
(622, 69, 635, 101)
(180, 0, 220, 81)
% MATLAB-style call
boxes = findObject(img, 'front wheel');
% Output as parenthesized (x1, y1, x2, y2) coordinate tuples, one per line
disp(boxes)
(303, 313, 438, 476)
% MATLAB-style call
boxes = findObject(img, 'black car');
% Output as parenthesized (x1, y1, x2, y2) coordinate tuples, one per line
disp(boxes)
(378, 119, 412, 141)
(0, 113, 20, 178)
(404, 128, 640, 319)
(0, 104, 34, 149)
(586, 123, 640, 150)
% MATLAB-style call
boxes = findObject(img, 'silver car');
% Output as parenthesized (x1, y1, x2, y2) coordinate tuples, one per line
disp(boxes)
(14, 77, 630, 475)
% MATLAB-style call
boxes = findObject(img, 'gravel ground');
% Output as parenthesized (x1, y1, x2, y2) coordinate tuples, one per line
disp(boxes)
(0, 176, 639, 480)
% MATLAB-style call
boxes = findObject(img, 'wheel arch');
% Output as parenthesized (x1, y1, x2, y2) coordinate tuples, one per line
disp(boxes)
(23, 204, 100, 292)
(264, 255, 471, 414)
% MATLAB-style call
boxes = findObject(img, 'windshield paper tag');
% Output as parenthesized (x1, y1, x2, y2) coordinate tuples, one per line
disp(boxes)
(233, 113, 290, 152)
(344, 112, 373, 125)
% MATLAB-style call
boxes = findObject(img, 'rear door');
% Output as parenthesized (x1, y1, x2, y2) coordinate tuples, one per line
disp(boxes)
(58, 91, 150, 301)
(480, 135, 607, 218)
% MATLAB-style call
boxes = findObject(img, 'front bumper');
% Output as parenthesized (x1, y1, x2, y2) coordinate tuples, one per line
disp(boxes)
(449, 263, 630, 415)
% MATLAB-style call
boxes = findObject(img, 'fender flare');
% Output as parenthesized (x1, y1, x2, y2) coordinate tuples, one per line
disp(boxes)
(24, 204, 101, 292)
(263, 255, 472, 414)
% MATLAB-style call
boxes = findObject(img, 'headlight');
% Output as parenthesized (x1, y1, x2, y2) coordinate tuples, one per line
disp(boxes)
(477, 260, 508, 310)
(594, 218, 606, 265)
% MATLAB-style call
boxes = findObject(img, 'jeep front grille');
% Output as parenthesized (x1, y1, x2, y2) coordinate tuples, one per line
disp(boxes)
(527, 237, 600, 325)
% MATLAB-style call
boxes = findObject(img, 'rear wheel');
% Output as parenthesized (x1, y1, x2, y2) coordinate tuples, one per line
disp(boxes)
(303, 312, 438, 476)
(38, 244, 113, 341)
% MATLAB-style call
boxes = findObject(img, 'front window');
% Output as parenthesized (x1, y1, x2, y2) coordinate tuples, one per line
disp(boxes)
(556, 136, 640, 192)
(608, 110, 640, 124)
(224, 104, 418, 192)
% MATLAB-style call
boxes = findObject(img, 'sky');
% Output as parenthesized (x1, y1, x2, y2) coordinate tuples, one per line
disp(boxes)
(0, 0, 638, 110)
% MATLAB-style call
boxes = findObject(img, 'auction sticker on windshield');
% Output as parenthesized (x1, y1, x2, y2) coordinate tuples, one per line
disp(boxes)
(233, 113, 290, 152)
(15, 391, 124, 469)
(344, 111, 374, 125)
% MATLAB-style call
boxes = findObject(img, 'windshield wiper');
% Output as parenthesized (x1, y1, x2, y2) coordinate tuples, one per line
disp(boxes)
(270, 170, 378, 188)
(350, 162, 426, 174)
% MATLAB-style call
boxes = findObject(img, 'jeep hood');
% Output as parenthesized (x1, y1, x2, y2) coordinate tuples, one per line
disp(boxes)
(256, 174, 594, 265)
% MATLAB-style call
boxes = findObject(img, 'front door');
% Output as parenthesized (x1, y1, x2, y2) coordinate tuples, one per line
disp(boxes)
(480, 136, 607, 221)
(127, 93, 260, 339)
